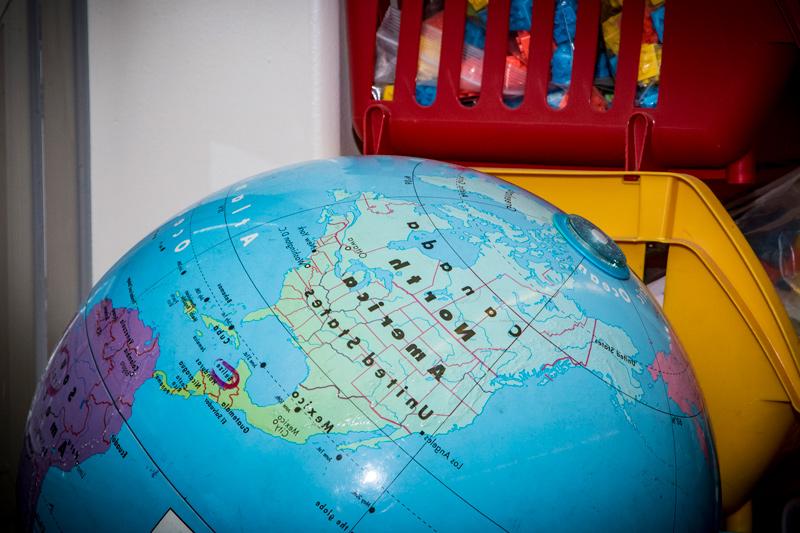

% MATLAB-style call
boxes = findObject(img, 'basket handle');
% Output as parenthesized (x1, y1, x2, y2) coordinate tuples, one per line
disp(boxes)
(362, 103, 391, 155)
(625, 111, 655, 179)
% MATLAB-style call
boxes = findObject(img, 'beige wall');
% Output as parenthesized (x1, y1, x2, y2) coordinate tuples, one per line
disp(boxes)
(88, 0, 342, 281)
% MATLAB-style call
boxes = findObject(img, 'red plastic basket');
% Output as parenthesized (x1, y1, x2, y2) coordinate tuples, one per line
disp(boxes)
(347, 0, 799, 184)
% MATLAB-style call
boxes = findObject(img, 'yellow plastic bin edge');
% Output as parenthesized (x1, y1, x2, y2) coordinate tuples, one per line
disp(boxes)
(476, 166, 800, 409)
(669, 172, 800, 404)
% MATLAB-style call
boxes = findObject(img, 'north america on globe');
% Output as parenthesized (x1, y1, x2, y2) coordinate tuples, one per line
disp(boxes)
(18, 156, 718, 532)
(157, 189, 653, 450)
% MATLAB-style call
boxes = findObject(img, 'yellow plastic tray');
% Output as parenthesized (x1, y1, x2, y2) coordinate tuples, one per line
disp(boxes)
(477, 167, 800, 515)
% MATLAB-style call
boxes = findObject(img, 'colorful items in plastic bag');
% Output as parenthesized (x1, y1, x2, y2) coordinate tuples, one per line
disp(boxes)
(609, 54, 618, 76)
(516, 30, 531, 62)
(594, 51, 611, 82)
(547, 89, 568, 109)
(459, 44, 484, 95)
(553, 0, 578, 45)
(415, 11, 445, 88)
(370, 1, 535, 107)
(505, 56, 527, 100)
(415, 84, 437, 107)
(638, 42, 661, 82)
(601, 12, 622, 56)
(651, 5, 665, 42)
(417, 1, 533, 107)
(641, 5, 659, 43)
(509, 0, 533, 32)
(371, 0, 664, 111)
(464, 18, 486, 49)
(547, 0, 579, 108)
(595, 8, 620, 110)
(468, 0, 489, 10)
(464, 0, 530, 105)
(635, 2, 664, 108)
(590, 86, 608, 111)
(636, 83, 658, 107)
(592, 0, 665, 110)
(550, 43, 574, 86)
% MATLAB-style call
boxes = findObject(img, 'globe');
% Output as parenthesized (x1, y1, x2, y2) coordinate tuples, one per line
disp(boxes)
(18, 156, 718, 531)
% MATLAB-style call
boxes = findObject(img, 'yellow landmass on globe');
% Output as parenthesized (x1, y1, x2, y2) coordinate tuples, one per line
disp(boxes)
(177, 291, 195, 314)
(153, 370, 191, 399)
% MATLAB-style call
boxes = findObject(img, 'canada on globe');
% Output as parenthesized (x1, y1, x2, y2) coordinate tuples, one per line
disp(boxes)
(18, 156, 718, 531)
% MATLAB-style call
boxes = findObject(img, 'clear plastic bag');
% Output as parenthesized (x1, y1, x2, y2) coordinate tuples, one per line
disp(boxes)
(374, 6, 402, 87)
(731, 166, 800, 334)
(415, 11, 445, 86)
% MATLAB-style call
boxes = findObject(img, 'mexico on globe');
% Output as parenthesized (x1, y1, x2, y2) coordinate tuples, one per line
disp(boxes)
(17, 157, 719, 531)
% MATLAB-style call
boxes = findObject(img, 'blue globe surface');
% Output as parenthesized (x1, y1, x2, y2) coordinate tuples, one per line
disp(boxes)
(19, 156, 718, 531)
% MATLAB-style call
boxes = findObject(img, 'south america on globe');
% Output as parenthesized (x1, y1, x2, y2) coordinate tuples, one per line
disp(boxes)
(18, 156, 719, 531)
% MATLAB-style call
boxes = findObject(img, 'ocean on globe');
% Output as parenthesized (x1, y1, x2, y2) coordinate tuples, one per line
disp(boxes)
(18, 156, 719, 531)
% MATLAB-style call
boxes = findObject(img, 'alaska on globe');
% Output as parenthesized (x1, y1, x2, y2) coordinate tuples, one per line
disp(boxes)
(18, 156, 719, 531)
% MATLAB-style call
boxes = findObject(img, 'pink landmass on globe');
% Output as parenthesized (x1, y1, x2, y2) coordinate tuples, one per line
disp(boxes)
(18, 299, 159, 520)
(647, 339, 709, 459)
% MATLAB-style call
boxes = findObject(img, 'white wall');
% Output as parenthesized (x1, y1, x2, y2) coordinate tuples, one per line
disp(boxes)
(88, 0, 341, 280)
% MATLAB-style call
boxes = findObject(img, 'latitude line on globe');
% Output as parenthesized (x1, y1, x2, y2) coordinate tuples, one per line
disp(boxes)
(219, 175, 516, 531)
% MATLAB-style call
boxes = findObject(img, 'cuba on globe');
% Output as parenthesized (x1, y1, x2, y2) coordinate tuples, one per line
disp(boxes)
(18, 156, 719, 531)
